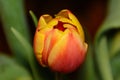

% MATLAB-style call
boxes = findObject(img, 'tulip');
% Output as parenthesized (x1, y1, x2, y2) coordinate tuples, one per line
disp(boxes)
(33, 9, 88, 73)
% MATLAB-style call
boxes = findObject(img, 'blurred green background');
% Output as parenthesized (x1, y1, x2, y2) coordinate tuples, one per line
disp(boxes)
(1, 0, 120, 80)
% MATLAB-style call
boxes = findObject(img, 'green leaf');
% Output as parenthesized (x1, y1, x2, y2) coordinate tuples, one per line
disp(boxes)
(0, 0, 31, 66)
(0, 54, 32, 80)
(95, 36, 113, 80)
(110, 31, 120, 58)
(11, 27, 40, 80)
(111, 55, 120, 80)
(11, 27, 54, 80)
(83, 44, 97, 80)
(29, 10, 38, 27)
(95, 0, 120, 79)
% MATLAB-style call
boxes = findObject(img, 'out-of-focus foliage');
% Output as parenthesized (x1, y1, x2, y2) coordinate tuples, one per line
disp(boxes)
(0, 0, 120, 80)
(0, 54, 32, 80)
(95, 0, 120, 80)
(0, 0, 54, 80)
(11, 27, 54, 80)
(0, 0, 31, 65)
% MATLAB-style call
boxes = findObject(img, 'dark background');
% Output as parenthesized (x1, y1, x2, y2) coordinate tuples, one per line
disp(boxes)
(0, 0, 107, 54)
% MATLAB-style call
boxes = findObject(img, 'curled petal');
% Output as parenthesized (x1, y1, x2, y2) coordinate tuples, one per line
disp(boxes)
(38, 14, 53, 28)
(57, 9, 85, 41)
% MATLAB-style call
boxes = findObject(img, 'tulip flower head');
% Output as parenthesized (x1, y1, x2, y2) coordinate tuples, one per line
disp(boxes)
(34, 9, 88, 73)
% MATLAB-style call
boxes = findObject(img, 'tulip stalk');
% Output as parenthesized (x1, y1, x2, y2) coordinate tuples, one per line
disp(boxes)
(29, 10, 38, 27)
(55, 72, 60, 80)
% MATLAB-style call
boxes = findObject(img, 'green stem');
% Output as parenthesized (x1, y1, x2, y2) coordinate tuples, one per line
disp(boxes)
(96, 36, 113, 80)
(55, 72, 61, 80)
(29, 10, 38, 27)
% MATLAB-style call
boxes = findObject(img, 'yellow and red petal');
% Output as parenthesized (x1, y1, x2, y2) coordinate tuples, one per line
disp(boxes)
(37, 14, 53, 28)
(33, 9, 88, 73)
(41, 29, 63, 65)
(48, 29, 87, 73)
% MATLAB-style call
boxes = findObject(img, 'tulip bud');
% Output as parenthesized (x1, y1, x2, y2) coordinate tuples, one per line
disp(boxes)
(33, 9, 88, 73)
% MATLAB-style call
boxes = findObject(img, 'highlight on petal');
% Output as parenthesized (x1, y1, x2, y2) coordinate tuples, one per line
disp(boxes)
(33, 31, 45, 66)
(41, 29, 63, 66)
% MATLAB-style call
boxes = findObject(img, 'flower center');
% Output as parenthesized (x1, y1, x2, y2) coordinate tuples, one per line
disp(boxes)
(53, 21, 77, 32)
(54, 21, 66, 31)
